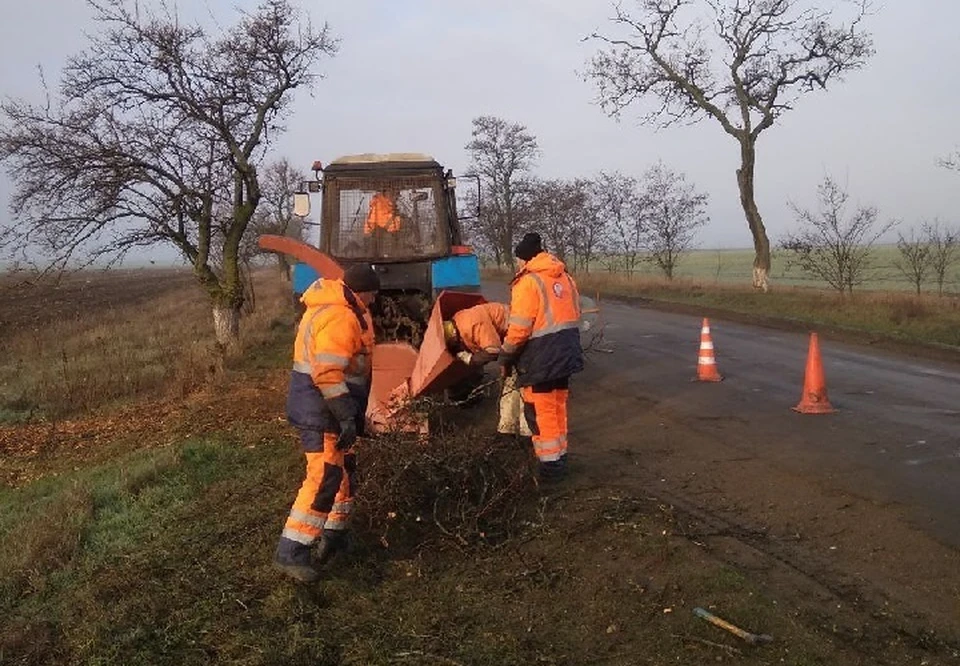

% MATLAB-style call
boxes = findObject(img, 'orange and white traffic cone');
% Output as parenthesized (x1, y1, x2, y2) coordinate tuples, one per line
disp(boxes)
(793, 332, 835, 414)
(695, 318, 723, 382)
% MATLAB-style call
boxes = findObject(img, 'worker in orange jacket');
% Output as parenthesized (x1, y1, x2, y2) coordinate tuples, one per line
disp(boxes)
(442, 302, 532, 439)
(364, 189, 402, 234)
(275, 263, 380, 583)
(499, 233, 583, 481)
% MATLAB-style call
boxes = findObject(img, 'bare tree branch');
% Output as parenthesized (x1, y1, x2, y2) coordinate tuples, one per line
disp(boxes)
(464, 116, 539, 268)
(780, 175, 895, 294)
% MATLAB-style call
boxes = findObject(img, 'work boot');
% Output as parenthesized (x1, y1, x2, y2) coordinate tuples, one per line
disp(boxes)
(538, 456, 568, 484)
(274, 538, 319, 583)
(315, 529, 348, 567)
(274, 559, 320, 583)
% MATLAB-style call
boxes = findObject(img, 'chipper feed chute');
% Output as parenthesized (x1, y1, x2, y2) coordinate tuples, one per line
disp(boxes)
(366, 291, 488, 435)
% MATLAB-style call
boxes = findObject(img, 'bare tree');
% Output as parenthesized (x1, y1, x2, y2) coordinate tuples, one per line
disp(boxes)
(0, 0, 337, 347)
(639, 162, 709, 279)
(593, 171, 645, 275)
(781, 176, 895, 294)
(249, 158, 308, 281)
(465, 116, 539, 267)
(525, 178, 592, 268)
(574, 179, 609, 273)
(939, 148, 960, 172)
(894, 228, 931, 295)
(924, 219, 959, 296)
(585, 0, 873, 292)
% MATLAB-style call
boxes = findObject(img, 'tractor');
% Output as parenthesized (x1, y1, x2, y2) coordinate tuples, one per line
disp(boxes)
(258, 153, 486, 432)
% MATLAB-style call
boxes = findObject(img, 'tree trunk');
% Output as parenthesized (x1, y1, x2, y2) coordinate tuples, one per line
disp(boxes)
(736, 139, 771, 292)
(213, 305, 241, 349)
(278, 255, 291, 282)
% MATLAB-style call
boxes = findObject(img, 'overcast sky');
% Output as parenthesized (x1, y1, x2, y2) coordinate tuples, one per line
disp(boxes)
(1, 0, 959, 264)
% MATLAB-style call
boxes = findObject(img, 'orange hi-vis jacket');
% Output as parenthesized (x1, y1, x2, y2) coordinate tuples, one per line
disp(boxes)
(503, 252, 584, 387)
(364, 192, 401, 234)
(453, 302, 509, 355)
(286, 278, 375, 437)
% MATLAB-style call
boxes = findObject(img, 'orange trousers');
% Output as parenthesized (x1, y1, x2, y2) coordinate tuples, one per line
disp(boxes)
(521, 384, 569, 463)
(280, 432, 356, 549)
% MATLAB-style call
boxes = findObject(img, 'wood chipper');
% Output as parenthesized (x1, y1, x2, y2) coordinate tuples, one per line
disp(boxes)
(258, 153, 485, 433)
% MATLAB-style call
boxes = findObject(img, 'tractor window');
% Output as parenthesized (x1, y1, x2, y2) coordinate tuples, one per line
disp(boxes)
(331, 176, 448, 261)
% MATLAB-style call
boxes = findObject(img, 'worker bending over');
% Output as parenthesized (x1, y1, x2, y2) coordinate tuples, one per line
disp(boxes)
(443, 302, 531, 440)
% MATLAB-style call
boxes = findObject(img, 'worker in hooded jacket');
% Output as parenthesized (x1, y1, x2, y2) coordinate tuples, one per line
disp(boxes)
(499, 233, 583, 481)
(442, 302, 532, 440)
(274, 263, 380, 583)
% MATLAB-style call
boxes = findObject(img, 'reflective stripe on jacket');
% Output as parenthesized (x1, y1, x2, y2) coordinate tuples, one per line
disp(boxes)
(364, 192, 401, 234)
(504, 252, 584, 387)
(286, 278, 374, 433)
(452, 302, 508, 354)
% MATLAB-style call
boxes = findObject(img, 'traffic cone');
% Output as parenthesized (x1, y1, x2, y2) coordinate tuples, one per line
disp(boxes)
(793, 332, 835, 414)
(695, 318, 723, 382)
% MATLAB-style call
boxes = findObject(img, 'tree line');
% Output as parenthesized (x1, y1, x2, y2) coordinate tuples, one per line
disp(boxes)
(780, 175, 958, 296)
(464, 116, 710, 279)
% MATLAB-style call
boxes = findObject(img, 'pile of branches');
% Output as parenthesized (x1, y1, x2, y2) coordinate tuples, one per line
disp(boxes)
(355, 425, 538, 556)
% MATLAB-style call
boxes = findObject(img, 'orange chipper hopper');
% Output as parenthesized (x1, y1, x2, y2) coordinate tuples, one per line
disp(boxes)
(366, 291, 488, 435)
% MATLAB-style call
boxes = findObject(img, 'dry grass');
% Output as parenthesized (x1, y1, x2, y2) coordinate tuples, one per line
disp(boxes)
(0, 268, 293, 423)
(487, 268, 960, 350)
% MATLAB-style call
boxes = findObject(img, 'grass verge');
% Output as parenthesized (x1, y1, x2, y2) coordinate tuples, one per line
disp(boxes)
(486, 268, 960, 353)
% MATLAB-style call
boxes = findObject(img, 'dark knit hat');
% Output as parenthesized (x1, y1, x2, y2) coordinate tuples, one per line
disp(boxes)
(343, 263, 380, 293)
(514, 232, 543, 261)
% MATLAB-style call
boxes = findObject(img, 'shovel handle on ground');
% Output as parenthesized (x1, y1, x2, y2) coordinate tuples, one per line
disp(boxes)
(693, 607, 773, 645)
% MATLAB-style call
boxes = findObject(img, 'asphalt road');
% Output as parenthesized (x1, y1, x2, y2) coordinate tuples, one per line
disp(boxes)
(486, 284, 960, 548)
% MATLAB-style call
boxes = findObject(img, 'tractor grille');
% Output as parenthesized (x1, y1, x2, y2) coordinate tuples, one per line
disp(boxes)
(330, 176, 447, 261)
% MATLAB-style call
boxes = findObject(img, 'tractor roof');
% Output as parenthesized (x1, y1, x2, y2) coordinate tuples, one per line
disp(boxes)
(324, 153, 443, 174)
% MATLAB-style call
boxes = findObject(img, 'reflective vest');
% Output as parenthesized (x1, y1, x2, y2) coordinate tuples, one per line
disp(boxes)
(286, 278, 373, 432)
(503, 252, 584, 386)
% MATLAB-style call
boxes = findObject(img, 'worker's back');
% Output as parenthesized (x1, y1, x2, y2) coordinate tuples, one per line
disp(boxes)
(452, 302, 508, 354)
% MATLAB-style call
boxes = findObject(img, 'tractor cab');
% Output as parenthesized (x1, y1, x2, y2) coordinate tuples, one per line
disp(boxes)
(288, 153, 481, 345)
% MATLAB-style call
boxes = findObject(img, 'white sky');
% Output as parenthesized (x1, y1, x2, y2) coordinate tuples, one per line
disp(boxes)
(1, 0, 959, 264)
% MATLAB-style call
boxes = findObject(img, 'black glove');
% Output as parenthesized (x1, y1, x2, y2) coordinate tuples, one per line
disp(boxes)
(336, 419, 357, 451)
(471, 350, 497, 366)
(498, 352, 517, 378)
(326, 394, 357, 423)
